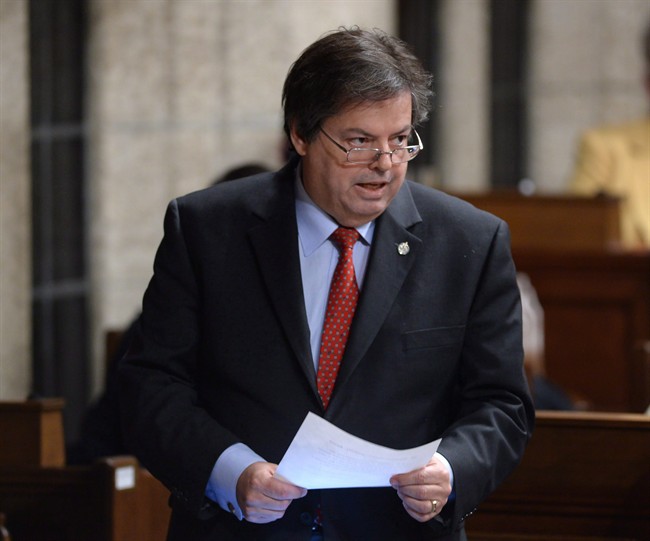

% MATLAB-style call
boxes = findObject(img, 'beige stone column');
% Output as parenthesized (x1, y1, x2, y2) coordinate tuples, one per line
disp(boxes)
(437, 0, 490, 192)
(0, 0, 31, 399)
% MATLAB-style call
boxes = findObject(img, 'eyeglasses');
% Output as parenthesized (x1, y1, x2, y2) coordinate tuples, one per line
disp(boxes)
(319, 128, 423, 165)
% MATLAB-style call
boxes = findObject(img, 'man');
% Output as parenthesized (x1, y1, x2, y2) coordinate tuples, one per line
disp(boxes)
(119, 27, 534, 541)
(568, 20, 650, 248)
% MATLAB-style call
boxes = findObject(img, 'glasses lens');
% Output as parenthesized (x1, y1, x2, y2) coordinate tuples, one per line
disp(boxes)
(392, 147, 419, 164)
(347, 149, 381, 164)
(345, 131, 422, 164)
(347, 147, 421, 164)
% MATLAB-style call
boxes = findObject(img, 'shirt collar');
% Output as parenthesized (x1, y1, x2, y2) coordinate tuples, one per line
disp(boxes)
(294, 169, 374, 257)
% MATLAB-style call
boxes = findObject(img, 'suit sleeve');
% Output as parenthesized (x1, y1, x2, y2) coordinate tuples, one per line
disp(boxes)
(118, 199, 238, 518)
(437, 220, 535, 529)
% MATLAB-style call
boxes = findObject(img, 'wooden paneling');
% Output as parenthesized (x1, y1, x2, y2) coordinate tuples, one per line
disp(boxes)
(515, 251, 650, 412)
(0, 399, 66, 467)
(466, 411, 650, 541)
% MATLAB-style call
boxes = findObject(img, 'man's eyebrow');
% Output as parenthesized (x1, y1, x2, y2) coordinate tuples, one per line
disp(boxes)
(339, 128, 373, 137)
(340, 125, 412, 138)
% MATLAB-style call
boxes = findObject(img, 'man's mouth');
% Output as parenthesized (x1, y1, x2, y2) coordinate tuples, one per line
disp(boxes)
(356, 180, 389, 191)
(358, 183, 383, 190)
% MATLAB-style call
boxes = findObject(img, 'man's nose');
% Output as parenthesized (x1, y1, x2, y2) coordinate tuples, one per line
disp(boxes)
(369, 151, 394, 171)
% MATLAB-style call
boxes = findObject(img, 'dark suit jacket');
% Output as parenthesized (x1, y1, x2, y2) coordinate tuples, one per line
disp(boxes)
(119, 157, 534, 540)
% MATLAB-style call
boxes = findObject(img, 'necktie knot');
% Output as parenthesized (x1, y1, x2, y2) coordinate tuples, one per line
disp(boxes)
(331, 227, 359, 253)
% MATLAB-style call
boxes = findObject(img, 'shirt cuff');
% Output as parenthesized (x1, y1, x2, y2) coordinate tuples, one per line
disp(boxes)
(434, 451, 455, 499)
(205, 443, 266, 520)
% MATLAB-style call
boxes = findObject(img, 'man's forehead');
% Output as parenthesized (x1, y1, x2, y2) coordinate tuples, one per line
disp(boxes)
(337, 125, 413, 137)
(327, 94, 413, 132)
(336, 93, 412, 115)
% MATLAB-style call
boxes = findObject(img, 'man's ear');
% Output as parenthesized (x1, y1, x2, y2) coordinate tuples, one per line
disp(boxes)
(289, 125, 308, 156)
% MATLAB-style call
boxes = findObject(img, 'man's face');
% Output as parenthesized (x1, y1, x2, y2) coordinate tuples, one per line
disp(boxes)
(291, 92, 413, 228)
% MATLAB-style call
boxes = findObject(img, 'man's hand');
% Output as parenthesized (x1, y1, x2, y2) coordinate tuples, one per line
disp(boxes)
(236, 462, 307, 523)
(389, 455, 452, 523)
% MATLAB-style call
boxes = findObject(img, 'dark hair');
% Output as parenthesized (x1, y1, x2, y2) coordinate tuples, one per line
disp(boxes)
(282, 27, 433, 144)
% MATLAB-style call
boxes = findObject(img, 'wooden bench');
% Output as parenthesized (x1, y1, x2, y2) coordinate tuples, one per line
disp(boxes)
(0, 456, 169, 541)
(0, 400, 170, 541)
(466, 411, 650, 540)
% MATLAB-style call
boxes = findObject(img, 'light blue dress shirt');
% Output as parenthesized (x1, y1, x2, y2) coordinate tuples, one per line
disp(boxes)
(294, 176, 374, 369)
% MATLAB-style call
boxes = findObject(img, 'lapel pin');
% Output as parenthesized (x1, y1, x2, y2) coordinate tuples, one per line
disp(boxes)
(397, 242, 410, 256)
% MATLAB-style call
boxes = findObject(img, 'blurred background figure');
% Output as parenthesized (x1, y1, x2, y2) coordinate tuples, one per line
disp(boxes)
(568, 19, 650, 249)
(517, 273, 578, 411)
(215, 163, 271, 184)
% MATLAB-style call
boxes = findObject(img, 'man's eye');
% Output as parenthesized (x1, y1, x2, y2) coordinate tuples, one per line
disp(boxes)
(393, 135, 408, 146)
(350, 137, 370, 147)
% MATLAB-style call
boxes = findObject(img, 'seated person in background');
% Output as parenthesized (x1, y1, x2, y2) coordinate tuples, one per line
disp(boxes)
(216, 163, 271, 184)
(568, 20, 650, 249)
(517, 273, 576, 411)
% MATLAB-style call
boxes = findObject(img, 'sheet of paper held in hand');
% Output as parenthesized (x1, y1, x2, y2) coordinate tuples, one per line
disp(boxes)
(274, 412, 441, 489)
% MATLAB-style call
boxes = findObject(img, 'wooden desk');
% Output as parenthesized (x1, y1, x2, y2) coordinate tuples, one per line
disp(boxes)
(514, 250, 650, 413)
(466, 411, 650, 540)
(458, 192, 621, 252)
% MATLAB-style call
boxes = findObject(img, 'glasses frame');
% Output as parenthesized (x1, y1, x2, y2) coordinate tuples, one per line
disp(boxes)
(319, 127, 423, 165)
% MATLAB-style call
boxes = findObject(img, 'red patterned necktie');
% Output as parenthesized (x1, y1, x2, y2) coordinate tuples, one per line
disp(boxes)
(316, 227, 360, 409)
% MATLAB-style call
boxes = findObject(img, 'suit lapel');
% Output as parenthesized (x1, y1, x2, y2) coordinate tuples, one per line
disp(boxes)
(247, 164, 318, 395)
(332, 183, 423, 399)
(247, 173, 424, 406)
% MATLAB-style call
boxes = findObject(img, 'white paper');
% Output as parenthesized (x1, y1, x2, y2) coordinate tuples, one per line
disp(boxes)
(274, 412, 441, 489)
